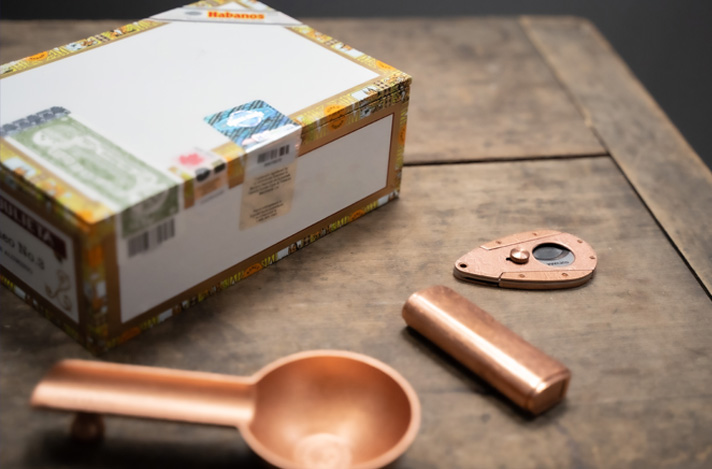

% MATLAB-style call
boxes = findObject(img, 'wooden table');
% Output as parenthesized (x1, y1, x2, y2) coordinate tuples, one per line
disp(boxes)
(2, 17, 711, 469)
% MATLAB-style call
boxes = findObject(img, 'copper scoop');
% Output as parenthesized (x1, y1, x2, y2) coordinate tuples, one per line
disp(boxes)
(30, 350, 421, 469)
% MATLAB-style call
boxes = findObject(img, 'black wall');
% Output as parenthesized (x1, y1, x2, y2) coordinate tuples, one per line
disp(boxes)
(3, 0, 710, 169)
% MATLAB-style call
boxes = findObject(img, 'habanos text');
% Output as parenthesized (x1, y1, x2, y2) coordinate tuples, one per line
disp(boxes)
(207, 11, 265, 20)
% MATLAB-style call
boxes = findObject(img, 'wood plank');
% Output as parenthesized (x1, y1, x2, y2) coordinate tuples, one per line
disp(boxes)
(3, 157, 710, 468)
(0, 18, 606, 163)
(521, 16, 712, 295)
(306, 18, 606, 163)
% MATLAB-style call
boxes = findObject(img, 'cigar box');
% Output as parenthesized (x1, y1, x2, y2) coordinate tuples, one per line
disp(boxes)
(0, 0, 410, 352)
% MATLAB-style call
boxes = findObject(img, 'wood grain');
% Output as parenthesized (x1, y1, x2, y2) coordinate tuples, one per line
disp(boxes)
(521, 16, 712, 295)
(3, 158, 710, 468)
(306, 18, 606, 163)
(2, 17, 711, 469)
(0, 18, 606, 163)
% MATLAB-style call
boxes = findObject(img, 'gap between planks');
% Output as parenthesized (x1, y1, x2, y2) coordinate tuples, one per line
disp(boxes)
(403, 152, 610, 166)
(519, 15, 712, 299)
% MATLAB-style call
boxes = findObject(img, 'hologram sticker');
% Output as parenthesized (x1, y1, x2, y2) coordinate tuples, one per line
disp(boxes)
(205, 100, 301, 230)
(204, 100, 300, 151)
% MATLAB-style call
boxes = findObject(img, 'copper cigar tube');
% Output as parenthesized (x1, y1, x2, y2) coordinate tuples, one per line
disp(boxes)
(403, 285, 570, 415)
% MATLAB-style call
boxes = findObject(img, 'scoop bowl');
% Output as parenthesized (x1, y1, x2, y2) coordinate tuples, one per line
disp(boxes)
(31, 350, 421, 469)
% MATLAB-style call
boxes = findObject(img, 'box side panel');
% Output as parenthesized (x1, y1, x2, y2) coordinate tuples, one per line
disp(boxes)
(106, 98, 408, 350)
(0, 174, 93, 347)
(117, 111, 393, 322)
(0, 190, 81, 322)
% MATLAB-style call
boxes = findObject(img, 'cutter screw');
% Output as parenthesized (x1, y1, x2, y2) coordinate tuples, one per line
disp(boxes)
(510, 248, 530, 264)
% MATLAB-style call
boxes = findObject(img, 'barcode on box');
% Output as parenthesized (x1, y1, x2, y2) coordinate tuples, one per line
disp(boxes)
(257, 144, 290, 165)
(127, 218, 175, 257)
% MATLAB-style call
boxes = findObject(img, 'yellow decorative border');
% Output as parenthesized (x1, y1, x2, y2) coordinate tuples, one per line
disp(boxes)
(0, 20, 165, 79)
(287, 25, 412, 142)
(1, 274, 82, 339)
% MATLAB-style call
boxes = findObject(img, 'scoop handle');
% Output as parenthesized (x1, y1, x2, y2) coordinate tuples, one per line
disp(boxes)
(31, 359, 256, 427)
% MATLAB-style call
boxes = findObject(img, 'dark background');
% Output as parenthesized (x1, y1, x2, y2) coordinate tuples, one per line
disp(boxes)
(3, 0, 710, 169)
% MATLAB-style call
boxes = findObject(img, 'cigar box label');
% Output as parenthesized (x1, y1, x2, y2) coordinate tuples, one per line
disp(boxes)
(151, 5, 299, 25)
(0, 190, 79, 322)
(0, 139, 114, 225)
(240, 161, 296, 229)
(120, 193, 180, 259)
(204, 100, 300, 153)
(204, 100, 300, 229)
(1, 108, 179, 238)
(1, 108, 180, 262)
(0, 106, 70, 137)
(169, 148, 229, 207)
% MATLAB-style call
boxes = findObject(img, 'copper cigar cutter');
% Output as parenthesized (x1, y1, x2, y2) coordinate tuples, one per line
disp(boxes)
(454, 230, 597, 289)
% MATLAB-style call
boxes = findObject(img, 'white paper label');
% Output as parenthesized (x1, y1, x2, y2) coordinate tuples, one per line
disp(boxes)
(0, 190, 79, 322)
(151, 7, 301, 25)
(203, 99, 301, 230)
